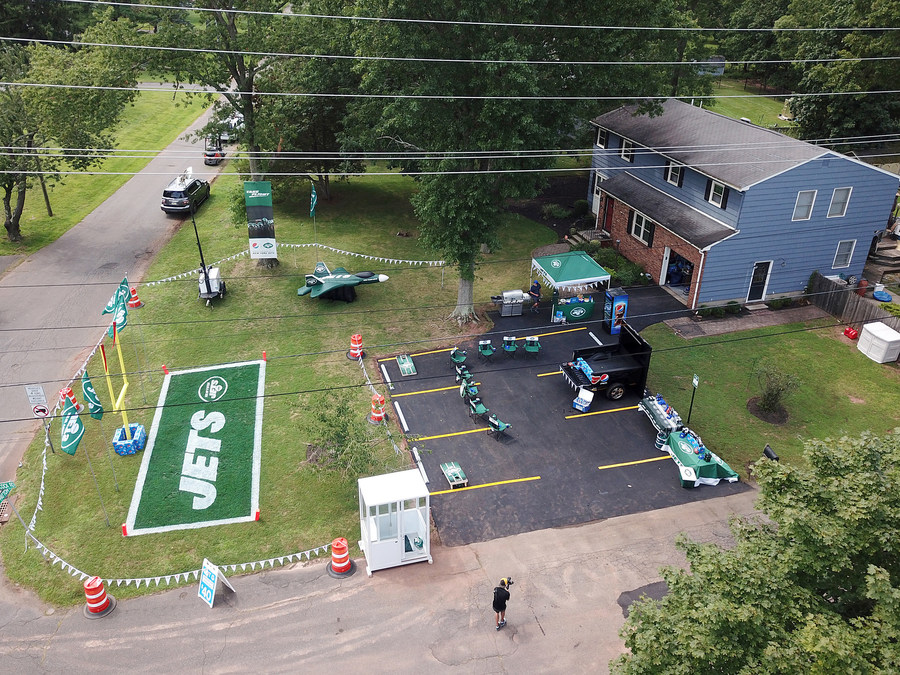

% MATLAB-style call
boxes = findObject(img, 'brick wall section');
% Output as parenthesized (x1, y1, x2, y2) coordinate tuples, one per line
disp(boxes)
(603, 197, 703, 306)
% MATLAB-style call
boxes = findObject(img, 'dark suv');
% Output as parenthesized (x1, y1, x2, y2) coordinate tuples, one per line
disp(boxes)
(161, 170, 211, 214)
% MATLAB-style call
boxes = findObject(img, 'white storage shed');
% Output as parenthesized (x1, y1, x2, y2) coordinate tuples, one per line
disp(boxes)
(857, 321, 900, 363)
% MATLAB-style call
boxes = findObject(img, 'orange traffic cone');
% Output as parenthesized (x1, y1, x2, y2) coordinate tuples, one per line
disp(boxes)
(127, 286, 144, 309)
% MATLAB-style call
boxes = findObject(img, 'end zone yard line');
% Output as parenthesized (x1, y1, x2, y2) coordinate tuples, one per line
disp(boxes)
(565, 405, 638, 419)
(430, 475, 541, 495)
(598, 455, 670, 470)
(416, 428, 488, 441)
(392, 382, 481, 397)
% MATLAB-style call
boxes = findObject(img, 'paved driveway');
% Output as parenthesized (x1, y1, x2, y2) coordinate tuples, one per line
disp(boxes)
(0, 108, 220, 483)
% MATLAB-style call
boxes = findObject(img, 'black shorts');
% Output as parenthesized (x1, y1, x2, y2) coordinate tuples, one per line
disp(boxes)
(493, 600, 507, 612)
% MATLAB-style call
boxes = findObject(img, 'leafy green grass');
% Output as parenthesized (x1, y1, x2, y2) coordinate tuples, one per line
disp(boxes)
(706, 78, 791, 129)
(0, 92, 205, 256)
(643, 320, 900, 474)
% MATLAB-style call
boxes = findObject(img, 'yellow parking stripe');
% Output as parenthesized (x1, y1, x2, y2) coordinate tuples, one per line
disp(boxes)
(598, 455, 669, 471)
(537, 370, 562, 378)
(378, 326, 586, 361)
(392, 382, 481, 398)
(430, 475, 541, 496)
(565, 405, 638, 419)
(416, 428, 489, 441)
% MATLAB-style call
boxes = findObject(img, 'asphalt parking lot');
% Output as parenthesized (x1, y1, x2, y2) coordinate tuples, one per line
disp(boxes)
(378, 287, 750, 546)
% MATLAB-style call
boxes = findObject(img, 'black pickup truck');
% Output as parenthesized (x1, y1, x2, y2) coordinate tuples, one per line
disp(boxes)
(559, 321, 652, 400)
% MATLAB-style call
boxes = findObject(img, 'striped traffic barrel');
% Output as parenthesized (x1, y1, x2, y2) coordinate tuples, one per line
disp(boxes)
(83, 576, 116, 619)
(347, 334, 364, 360)
(327, 537, 356, 578)
(369, 393, 386, 424)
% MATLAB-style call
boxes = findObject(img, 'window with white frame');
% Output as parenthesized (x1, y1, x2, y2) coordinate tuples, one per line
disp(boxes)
(827, 187, 852, 218)
(707, 180, 727, 207)
(596, 128, 608, 148)
(620, 139, 634, 163)
(628, 210, 654, 245)
(833, 239, 856, 268)
(792, 190, 816, 220)
(593, 171, 607, 197)
(664, 162, 683, 187)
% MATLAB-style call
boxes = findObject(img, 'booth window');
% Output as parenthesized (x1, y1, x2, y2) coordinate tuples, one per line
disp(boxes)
(628, 210, 655, 246)
(792, 190, 816, 220)
(368, 502, 398, 541)
(827, 187, 852, 218)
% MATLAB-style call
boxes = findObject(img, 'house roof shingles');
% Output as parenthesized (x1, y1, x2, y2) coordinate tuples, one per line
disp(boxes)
(599, 173, 735, 250)
(592, 99, 826, 190)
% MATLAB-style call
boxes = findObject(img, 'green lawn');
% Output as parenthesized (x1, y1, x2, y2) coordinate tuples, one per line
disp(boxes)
(705, 78, 791, 129)
(0, 92, 206, 256)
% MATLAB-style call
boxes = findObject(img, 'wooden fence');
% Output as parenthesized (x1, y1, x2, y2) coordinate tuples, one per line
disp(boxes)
(808, 272, 900, 332)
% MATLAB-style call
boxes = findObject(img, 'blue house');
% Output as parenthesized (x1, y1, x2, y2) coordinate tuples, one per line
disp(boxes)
(588, 99, 899, 309)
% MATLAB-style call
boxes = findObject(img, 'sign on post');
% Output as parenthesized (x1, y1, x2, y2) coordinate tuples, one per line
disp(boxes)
(198, 558, 235, 608)
(25, 385, 47, 405)
(32, 405, 49, 418)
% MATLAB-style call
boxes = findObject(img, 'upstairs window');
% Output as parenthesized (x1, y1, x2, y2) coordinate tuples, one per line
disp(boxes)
(705, 179, 728, 209)
(792, 190, 816, 220)
(833, 239, 856, 268)
(664, 161, 683, 187)
(620, 139, 634, 163)
(596, 128, 609, 148)
(628, 210, 655, 246)
(827, 187, 852, 218)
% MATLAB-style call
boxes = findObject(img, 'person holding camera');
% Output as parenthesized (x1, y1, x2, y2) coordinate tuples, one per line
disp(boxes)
(492, 577, 512, 630)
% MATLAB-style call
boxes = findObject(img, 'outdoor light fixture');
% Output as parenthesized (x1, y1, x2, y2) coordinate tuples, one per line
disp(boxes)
(763, 444, 779, 461)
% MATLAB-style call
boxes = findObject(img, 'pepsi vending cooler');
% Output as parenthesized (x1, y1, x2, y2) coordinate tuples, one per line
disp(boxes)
(603, 288, 628, 335)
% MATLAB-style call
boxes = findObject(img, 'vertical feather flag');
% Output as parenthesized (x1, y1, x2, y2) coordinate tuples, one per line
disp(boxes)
(310, 182, 317, 218)
(81, 371, 104, 421)
(60, 398, 85, 456)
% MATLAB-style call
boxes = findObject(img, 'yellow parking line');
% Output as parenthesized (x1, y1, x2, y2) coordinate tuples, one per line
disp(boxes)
(378, 327, 586, 361)
(565, 405, 638, 419)
(416, 428, 489, 441)
(378, 347, 454, 362)
(537, 370, 562, 378)
(392, 382, 481, 398)
(598, 455, 669, 471)
(431, 475, 541, 496)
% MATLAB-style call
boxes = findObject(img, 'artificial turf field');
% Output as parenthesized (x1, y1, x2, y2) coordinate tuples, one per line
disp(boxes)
(125, 360, 265, 536)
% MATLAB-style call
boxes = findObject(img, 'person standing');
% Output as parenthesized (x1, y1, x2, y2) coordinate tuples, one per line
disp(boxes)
(528, 281, 541, 313)
(493, 578, 511, 630)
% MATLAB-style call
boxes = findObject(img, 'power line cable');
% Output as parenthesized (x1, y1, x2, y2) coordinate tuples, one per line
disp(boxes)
(4, 35, 900, 68)
(52, 0, 900, 33)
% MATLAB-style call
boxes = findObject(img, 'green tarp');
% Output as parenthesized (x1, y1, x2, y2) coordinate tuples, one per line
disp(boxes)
(531, 251, 611, 291)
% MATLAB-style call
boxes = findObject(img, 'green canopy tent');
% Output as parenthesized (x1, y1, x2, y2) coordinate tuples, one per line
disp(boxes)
(530, 251, 611, 293)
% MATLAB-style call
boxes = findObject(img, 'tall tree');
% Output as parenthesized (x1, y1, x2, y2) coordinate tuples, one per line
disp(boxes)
(720, 0, 795, 92)
(345, 2, 689, 322)
(149, 0, 285, 181)
(612, 431, 900, 674)
(0, 16, 138, 242)
(254, 0, 364, 200)
(776, 0, 900, 141)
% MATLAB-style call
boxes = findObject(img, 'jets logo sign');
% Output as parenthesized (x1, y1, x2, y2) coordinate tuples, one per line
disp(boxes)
(569, 306, 587, 318)
(199, 376, 228, 402)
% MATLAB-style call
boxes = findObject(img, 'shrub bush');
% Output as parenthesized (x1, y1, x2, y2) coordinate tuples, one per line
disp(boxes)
(572, 199, 590, 216)
(570, 243, 647, 286)
(541, 203, 572, 220)
(725, 300, 742, 315)
(753, 359, 800, 413)
(880, 302, 900, 318)
(766, 297, 794, 310)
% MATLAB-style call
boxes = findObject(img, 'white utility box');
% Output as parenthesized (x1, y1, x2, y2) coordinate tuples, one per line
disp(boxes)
(857, 321, 900, 363)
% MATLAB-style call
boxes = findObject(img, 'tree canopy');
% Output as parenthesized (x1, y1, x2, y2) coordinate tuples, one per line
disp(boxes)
(343, 0, 705, 321)
(612, 431, 900, 674)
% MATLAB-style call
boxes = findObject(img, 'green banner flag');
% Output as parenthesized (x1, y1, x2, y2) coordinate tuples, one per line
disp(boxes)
(310, 182, 317, 218)
(60, 397, 85, 456)
(102, 278, 129, 338)
(244, 181, 277, 260)
(82, 370, 104, 421)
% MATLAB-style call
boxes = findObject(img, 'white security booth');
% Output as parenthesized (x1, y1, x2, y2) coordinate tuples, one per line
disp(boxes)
(358, 469, 432, 576)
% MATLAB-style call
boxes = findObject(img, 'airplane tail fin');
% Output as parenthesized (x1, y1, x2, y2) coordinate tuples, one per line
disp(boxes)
(313, 261, 330, 275)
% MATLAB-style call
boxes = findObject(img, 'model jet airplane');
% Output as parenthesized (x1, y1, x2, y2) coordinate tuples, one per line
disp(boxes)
(297, 261, 389, 302)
